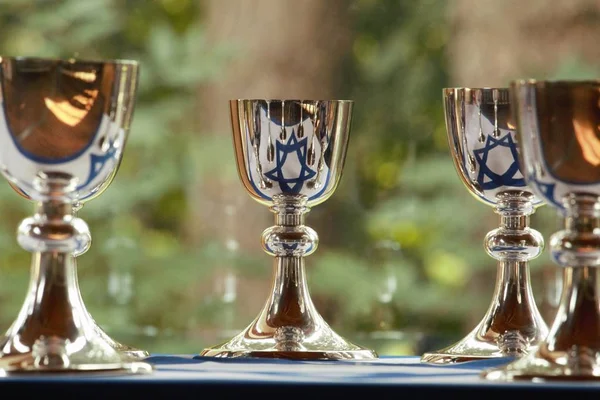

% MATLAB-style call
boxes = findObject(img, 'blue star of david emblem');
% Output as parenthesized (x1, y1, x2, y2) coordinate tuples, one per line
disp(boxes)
(528, 172, 562, 209)
(77, 145, 117, 191)
(264, 133, 316, 194)
(473, 133, 526, 190)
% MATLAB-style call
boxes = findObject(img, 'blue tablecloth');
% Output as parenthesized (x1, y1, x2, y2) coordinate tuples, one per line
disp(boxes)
(1, 354, 600, 398)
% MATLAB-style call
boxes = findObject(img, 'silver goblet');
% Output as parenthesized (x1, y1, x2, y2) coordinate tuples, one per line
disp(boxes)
(421, 87, 548, 364)
(484, 80, 600, 380)
(0, 56, 151, 374)
(200, 99, 378, 360)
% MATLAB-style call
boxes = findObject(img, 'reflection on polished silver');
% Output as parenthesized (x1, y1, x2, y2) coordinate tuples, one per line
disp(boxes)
(200, 99, 377, 360)
(421, 88, 548, 364)
(483, 80, 600, 381)
(0, 57, 151, 374)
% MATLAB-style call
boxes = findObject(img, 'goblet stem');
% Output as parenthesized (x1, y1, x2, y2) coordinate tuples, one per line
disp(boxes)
(545, 267, 600, 361)
(0, 178, 151, 373)
(421, 191, 547, 363)
(1, 252, 100, 363)
(488, 260, 546, 353)
(200, 194, 377, 360)
(264, 256, 315, 349)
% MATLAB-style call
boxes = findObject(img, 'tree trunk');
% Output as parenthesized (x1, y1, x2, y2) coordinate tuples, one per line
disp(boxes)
(447, 0, 600, 87)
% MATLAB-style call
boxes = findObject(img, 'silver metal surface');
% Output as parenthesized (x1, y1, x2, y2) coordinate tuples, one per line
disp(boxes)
(0, 56, 151, 374)
(201, 100, 377, 360)
(421, 88, 548, 364)
(483, 80, 600, 381)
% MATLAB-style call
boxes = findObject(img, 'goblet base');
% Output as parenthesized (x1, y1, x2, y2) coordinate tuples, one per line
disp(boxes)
(94, 326, 150, 360)
(0, 334, 154, 375)
(202, 348, 377, 361)
(200, 313, 378, 361)
(481, 349, 600, 381)
(420, 330, 517, 364)
(121, 349, 151, 360)
(200, 256, 378, 361)
(421, 262, 547, 364)
(0, 250, 153, 375)
(0, 356, 152, 375)
(199, 314, 378, 361)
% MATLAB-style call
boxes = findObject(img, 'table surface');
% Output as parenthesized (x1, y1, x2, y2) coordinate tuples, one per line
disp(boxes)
(1, 354, 600, 398)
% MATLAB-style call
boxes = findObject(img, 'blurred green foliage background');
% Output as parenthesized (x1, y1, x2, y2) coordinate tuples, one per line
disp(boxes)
(0, 0, 595, 356)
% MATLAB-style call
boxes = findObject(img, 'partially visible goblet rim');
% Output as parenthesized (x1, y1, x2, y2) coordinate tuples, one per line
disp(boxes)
(443, 87, 508, 91)
(511, 79, 600, 86)
(443, 87, 510, 105)
(230, 99, 354, 103)
(0, 55, 139, 67)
